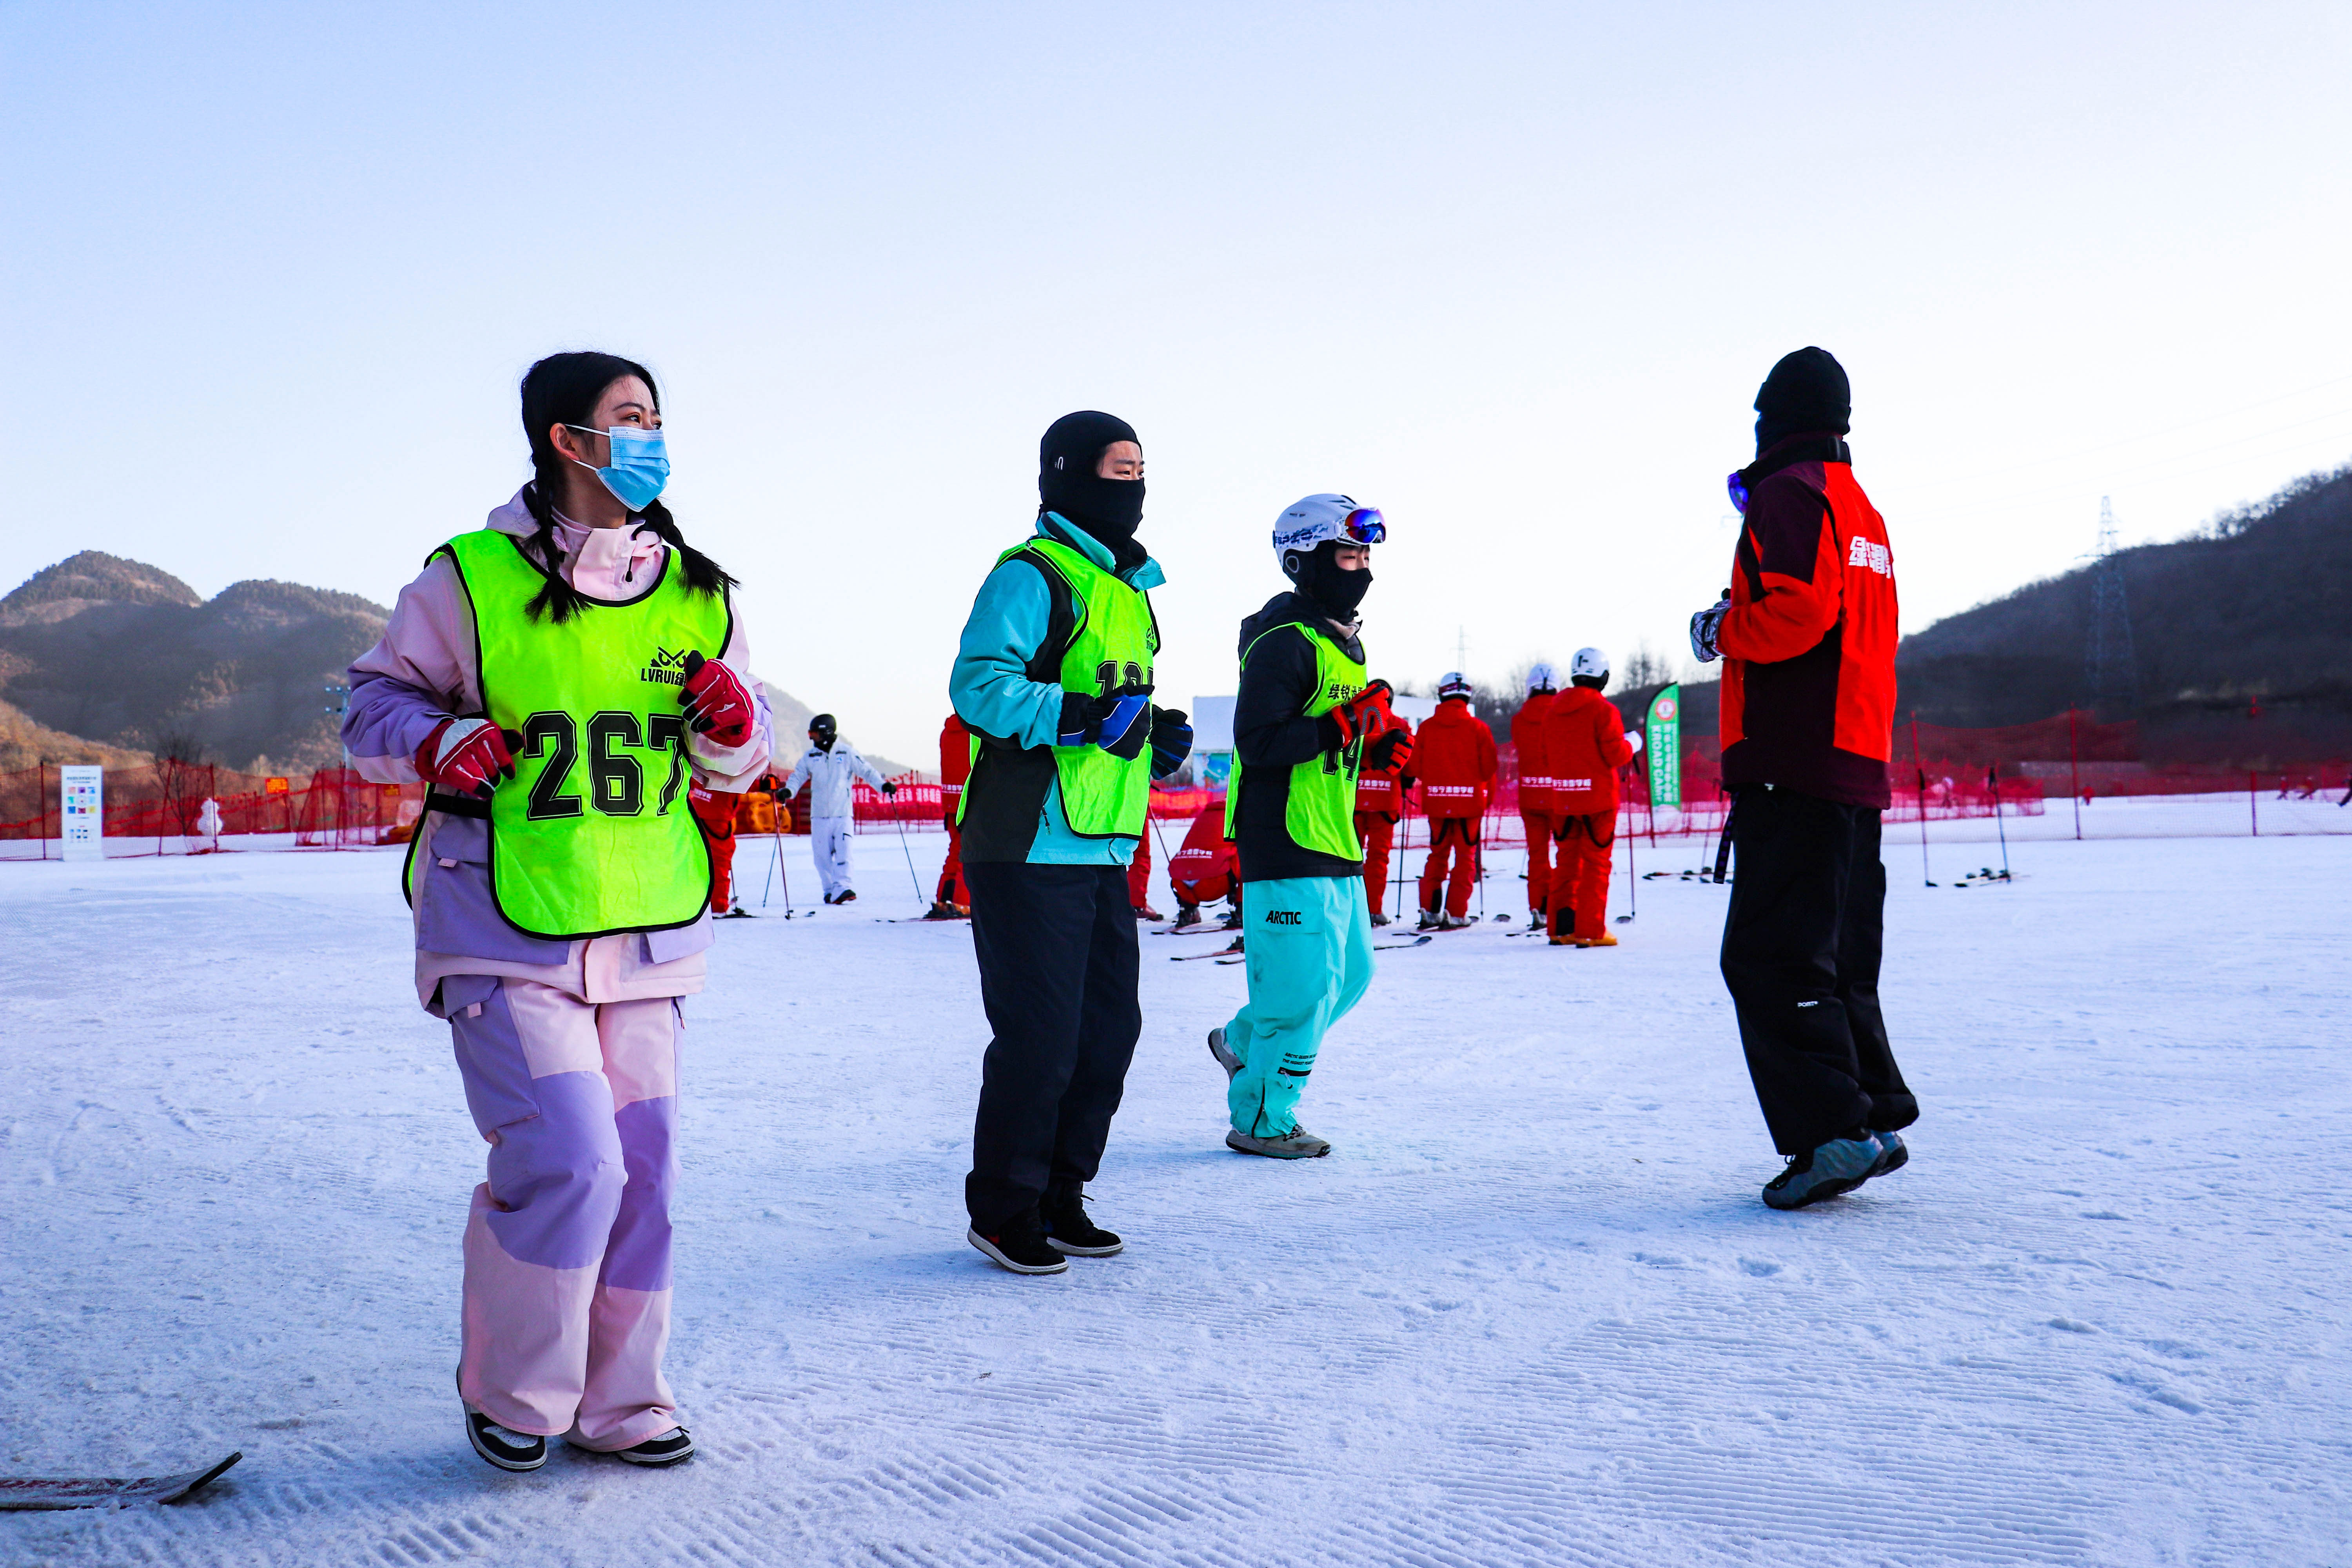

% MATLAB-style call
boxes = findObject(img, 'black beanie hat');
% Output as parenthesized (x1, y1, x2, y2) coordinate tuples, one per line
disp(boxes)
(1754, 347, 1851, 456)
(1039, 411, 1146, 565)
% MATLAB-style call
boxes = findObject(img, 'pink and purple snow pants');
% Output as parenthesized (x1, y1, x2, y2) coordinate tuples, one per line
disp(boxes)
(441, 976, 682, 1450)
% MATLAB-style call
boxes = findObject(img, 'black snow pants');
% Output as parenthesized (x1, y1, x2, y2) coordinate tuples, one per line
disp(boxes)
(1720, 785, 1918, 1156)
(964, 862, 1143, 1231)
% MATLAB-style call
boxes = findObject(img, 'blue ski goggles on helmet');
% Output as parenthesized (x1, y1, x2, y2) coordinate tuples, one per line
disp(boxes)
(1341, 506, 1387, 543)
(1726, 472, 1749, 515)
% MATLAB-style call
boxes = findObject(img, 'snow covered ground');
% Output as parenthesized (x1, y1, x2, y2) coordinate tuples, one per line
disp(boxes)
(2, 825, 2347, 1566)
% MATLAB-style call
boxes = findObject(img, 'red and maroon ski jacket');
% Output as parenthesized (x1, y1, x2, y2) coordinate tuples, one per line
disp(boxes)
(1410, 697, 1496, 820)
(1541, 686, 1633, 817)
(1718, 434, 1898, 808)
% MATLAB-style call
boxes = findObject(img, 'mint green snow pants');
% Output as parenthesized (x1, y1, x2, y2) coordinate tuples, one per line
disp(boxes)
(1224, 875, 1376, 1138)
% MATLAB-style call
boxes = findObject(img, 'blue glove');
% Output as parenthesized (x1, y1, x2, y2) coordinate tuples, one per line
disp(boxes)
(1689, 593, 1730, 664)
(1150, 707, 1192, 779)
(1058, 687, 1154, 760)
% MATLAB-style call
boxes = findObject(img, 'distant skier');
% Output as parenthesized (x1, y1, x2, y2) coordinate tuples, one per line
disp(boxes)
(1167, 799, 1241, 930)
(1412, 673, 1495, 929)
(1352, 683, 1414, 925)
(342, 350, 772, 1472)
(783, 712, 895, 904)
(950, 411, 1191, 1273)
(1689, 345, 1915, 1209)
(1207, 494, 1408, 1159)
(1539, 648, 1639, 947)
(933, 711, 971, 918)
(688, 782, 747, 917)
(1510, 663, 1560, 933)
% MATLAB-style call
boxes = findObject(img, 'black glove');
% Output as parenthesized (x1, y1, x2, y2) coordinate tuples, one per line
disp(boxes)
(1149, 707, 1192, 780)
(1364, 726, 1412, 773)
(880, 780, 899, 797)
(1058, 685, 1153, 760)
(1690, 592, 1730, 664)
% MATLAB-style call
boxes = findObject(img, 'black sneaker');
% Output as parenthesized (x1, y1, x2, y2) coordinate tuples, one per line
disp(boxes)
(614, 1427, 695, 1467)
(1041, 1187, 1124, 1256)
(835, 889, 857, 904)
(966, 1211, 1070, 1274)
(466, 1410, 548, 1472)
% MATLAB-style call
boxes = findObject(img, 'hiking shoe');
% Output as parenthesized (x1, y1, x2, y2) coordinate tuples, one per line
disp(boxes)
(1172, 904, 1203, 930)
(1206, 1026, 1242, 1080)
(1868, 1130, 1909, 1178)
(613, 1427, 695, 1467)
(466, 1410, 548, 1472)
(1040, 1188, 1123, 1256)
(967, 1212, 1070, 1274)
(1226, 1125, 1332, 1160)
(1760, 1136, 1881, 1210)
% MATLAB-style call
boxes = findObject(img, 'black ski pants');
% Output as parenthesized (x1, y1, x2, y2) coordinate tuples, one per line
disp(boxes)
(964, 862, 1142, 1231)
(1720, 785, 1918, 1156)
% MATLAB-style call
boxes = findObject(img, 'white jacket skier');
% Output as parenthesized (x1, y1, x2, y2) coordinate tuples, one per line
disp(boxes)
(783, 714, 893, 903)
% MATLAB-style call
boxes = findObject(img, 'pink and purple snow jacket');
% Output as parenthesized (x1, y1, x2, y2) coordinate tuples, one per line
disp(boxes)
(344, 491, 775, 1009)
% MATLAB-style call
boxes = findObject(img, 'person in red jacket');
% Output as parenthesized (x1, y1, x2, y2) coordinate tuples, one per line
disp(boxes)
(1688, 346, 1916, 1212)
(1353, 688, 1415, 925)
(1412, 672, 1496, 929)
(932, 712, 972, 918)
(1128, 820, 1164, 920)
(1167, 799, 1241, 930)
(1541, 648, 1637, 947)
(1510, 663, 1561, 933)
(688, 782, 747, 918)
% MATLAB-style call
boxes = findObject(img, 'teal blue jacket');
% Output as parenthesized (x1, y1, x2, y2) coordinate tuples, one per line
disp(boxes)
(949, 512, 1166, 865)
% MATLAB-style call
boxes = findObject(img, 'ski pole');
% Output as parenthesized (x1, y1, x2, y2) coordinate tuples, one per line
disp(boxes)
(1910, 713, 1935, 887)
(1618, 807, 1636, 923)
(1989, 762, 2011, 882)
(893, 804, 925, 904)
(761, 830, 779, 909)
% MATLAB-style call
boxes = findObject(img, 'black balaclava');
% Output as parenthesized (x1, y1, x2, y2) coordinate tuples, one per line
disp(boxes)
(1285, 540, 1372, 623)
(809, 714, 837, 751)
(1039, 410, 1146, 570)
(1753, 346, 1851, 456)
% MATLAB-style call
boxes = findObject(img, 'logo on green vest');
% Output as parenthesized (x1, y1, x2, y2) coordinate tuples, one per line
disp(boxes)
(641, 647, 692, 686)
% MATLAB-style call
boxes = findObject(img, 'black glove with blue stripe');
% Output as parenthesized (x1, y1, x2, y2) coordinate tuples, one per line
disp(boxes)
(1149, 707, 1192, 779)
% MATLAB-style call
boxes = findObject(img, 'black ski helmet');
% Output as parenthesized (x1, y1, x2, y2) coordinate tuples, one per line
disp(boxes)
(808, 713, 837, 748)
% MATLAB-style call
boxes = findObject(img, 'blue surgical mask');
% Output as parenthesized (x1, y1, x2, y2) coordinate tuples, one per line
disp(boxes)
(568, 424, 670, 512)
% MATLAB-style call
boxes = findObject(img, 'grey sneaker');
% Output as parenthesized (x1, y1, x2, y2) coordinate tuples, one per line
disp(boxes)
(1760, 1135, 1880, 1210)
(1867, 1130, 1909, 1179)
(1226, 1125, 1332, 1160)
(1206, 1027, 1242, 1080)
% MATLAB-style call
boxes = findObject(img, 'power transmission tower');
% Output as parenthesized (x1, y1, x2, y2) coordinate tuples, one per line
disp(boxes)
(2084, 497, 2139, 718)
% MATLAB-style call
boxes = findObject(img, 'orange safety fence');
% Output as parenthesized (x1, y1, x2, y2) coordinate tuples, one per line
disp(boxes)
(0, 762, 426, 855)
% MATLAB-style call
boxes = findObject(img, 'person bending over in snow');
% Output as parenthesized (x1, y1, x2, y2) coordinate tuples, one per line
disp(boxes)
(783, 712, 895, 904)
(1207, 495, 1410, 1159)
(1412, 673, 1496, 929)
(1690, 346, 1916, 1210)
(949, 411, 1192, 1273)
(1539, 647, 1640, 947)
(1167, 799, 1242, 932)
(342, 350, 775, 1474)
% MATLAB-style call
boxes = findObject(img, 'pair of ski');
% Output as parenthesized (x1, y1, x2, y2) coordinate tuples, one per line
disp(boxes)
(1169, 933, 1433, 964)
(0, 1452, 240, 1511)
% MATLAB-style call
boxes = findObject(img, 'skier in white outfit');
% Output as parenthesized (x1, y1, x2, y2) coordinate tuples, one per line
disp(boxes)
(784, 713, 895, 903)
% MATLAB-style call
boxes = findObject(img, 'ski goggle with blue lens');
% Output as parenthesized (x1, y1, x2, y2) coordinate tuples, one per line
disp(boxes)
(1341, 507, 1387, 543)
(1726, 473, 1749, 515)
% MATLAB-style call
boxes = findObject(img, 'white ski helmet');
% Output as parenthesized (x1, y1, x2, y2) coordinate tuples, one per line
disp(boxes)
(1526, 661, 1558, 693)
(1437, 671, 1474, 701)
(1571, 647, 1610, 680)
(1272, 493, 1387, 575)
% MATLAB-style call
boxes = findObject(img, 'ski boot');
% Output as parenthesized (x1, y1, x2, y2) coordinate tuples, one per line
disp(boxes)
(1760, 1134, 1881, 1210)
(924, 900, 962, 920)
(1369, 911, 1391, 928)
(1225, 1125, 1332, 1159)
(1416, 906, 1442, 931)
(1172, 903, 1203, 931)
(1580, 931, 1619, 948)
(1526, 910, 1545, 933)
(1132, 902, 1165, 921)
(715, 903, 754, 920)
(1436, 912, 1473, 931)
(1217, 906, 1243, 931)
(1040, 1186, 1123, 1256)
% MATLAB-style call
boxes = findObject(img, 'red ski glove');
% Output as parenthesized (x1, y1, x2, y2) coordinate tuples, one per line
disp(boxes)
(1364, 724, 1413, 773)
(416, 717, 516, 799)
(680, 651, 756, 749)
(1327, 680, 1395, 749)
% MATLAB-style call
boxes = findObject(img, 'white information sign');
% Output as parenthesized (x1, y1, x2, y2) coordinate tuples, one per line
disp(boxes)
(60, 765, 104, 861)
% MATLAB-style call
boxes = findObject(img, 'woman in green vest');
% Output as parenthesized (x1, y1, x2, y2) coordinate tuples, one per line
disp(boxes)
(1205, 495, 1411, 1157)
(341, 352, 772, 1471)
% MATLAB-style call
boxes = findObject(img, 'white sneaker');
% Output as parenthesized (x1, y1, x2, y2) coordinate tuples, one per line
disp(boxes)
(1226, 1126, 1332, 1159)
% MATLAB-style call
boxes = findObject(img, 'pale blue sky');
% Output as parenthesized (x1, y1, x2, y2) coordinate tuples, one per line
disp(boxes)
(7, 2, 2348, 759)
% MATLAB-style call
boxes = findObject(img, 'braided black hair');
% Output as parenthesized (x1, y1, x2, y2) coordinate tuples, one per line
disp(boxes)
(517, 352, 737, 622)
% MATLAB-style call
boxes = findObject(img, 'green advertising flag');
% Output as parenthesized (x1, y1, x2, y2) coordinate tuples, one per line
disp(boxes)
(1646, 684, 1681, 810)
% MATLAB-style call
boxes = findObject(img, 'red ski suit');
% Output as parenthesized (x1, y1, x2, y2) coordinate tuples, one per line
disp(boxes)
(688, 782, 743, 914)
(1541, 686, 1634, 940)
(1412, 697, 1496, 918)
(1510, 690, 1561, 916)
(1353, 717, 1412, 915)
(937, 713, 971, 909)
(1167, 801, 1238, 909)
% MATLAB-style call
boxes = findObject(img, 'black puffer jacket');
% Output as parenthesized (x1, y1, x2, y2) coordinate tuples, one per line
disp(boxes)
(1230, 592, 1365, 883)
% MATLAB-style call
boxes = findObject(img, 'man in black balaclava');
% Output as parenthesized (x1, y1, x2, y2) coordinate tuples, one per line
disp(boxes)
(1038, 410, 1148, 573)
(946, 410, 1192, 1276)
(1686, 347, 1917, 1214)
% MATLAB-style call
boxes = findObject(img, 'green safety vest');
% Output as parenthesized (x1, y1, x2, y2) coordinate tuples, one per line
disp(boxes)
(405, 529, 726, 939)
(1225, 621, 1369, 861)
(958, 536, 1158, 840)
